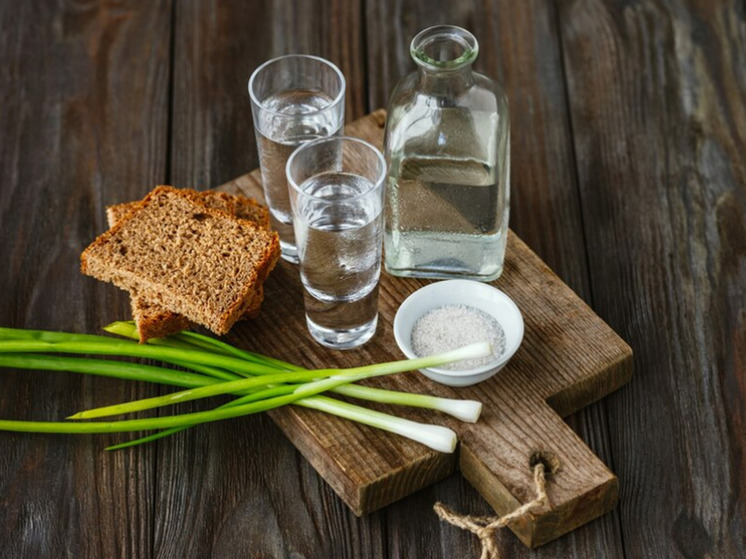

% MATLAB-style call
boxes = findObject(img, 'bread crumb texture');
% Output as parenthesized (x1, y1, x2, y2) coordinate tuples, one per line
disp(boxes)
(83, 186, 279, 334)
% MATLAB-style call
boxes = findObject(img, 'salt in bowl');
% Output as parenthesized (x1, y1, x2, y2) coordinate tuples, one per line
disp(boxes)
(393, 280, 524, 387)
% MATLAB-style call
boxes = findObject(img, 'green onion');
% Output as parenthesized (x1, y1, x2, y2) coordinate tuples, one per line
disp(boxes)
(0, 324, 488, 453)
(105, 321, 292, 370)
(332, 384, 482, 423)
(0, 339, 283, 376)
(104, 322, 484, 422)
(69, 342, 488, 420)
(0, 353, 216, 388)
(301, 396, 458, 453)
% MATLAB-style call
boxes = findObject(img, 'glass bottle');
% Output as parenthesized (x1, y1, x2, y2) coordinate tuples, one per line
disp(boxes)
(383, 25, 510, 281)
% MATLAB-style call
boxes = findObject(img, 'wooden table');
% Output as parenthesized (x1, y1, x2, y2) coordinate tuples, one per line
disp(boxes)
(1, 2, 743, 557)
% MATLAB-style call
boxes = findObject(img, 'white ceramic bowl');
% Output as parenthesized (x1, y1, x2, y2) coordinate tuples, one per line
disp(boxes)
(393, 280, 524, 387)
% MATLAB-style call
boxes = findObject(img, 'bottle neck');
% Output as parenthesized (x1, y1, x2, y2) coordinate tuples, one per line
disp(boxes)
(417, 65, 475, 95)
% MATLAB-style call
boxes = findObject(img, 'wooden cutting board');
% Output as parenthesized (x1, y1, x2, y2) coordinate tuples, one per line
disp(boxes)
(219, 110, 632, 548)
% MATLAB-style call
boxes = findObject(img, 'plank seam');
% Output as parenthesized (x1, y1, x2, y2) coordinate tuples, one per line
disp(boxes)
(361, 0, 372, 115)
(360, 4, 388, 556)
(152, 1, 178, 558)
(165, 0, 177, 187)
(552, 1, 627, 558)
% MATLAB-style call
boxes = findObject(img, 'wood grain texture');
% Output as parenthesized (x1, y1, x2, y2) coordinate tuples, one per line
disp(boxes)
(1, 1, 743, 557)
(365, 1, 626, 556)
(221, 111, 632, 547)
(167, 0, 366, 195)
(558, 0, 746, 557)
(155, 2, 379, 558)
(0, 0, 172, 558)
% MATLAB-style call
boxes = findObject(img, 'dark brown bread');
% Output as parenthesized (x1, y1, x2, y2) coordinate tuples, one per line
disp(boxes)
(83, 186, 279, 335)
(128, 296, 192, 341)
(127, 284, 264, 341)
(106, 190, 247, 226)
(233, 196, 271, 229)
(106, 190, 271, 341)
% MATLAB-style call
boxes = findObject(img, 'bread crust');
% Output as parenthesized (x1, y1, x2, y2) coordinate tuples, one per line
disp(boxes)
(106, 190, 271, 340)
(83, 186, 279, 336)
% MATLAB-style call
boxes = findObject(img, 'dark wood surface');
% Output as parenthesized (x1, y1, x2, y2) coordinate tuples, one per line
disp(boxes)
(0, 1, 743, 558)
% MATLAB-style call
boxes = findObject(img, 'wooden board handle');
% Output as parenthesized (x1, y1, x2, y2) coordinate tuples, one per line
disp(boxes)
(458, 397, 618, 548)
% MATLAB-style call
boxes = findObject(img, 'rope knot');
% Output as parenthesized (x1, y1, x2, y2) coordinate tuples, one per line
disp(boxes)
(433, 462, 551, 559)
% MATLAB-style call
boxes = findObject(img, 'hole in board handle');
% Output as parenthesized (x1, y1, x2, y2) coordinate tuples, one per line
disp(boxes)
(529, 450, 560, 480)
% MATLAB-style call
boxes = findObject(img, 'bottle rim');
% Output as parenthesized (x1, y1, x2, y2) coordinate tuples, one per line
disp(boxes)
(410, 25, 478, 71)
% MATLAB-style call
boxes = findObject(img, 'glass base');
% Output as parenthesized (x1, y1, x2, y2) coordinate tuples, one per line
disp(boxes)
(279, 240, 299, 264)
(269, 213, 299, 263)
(384, 264, 503, 283)
(306, 314, 378, 349)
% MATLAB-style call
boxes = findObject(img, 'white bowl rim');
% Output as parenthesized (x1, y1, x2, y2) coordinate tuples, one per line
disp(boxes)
(393, 279, 524, 379)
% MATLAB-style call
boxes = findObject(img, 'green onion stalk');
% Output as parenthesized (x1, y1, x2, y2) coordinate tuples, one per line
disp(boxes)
(0, 323, 488, 453)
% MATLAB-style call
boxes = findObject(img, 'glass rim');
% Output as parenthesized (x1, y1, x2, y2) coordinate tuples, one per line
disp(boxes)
(248, 54, 346, 118)
(410, 25, 479, 71)
(286, 136, 386, 202)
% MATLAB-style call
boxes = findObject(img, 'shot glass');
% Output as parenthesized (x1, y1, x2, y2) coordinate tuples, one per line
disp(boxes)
(286, 136, 386, 349)
(249, 55, 346, 263)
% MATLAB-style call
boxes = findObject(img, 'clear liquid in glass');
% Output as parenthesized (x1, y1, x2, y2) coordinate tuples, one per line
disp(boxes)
(255, 90, 343, 260)
(295, 172, 382, 348)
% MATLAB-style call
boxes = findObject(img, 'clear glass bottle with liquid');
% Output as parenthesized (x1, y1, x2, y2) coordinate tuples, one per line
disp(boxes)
(383, 25, 510, 281)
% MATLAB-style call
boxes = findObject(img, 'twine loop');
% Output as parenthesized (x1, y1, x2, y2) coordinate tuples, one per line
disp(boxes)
(433, 462, 551, 559)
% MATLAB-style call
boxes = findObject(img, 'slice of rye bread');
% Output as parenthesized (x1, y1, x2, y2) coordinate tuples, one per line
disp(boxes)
(125, 286, 264, 341)
(105, 190, 267, 227)
(106, 191, 269, 341)
(82, 186, 280, 335)
(107, 191, 270, 230)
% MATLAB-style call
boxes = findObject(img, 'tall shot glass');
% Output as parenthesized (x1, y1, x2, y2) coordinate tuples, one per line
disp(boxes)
(249, 55, 346, 263)
(287, 137, 386, 349)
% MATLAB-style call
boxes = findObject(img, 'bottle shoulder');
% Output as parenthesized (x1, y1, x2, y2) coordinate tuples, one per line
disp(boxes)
(387, 72, 420, 108)
(387, 69, 507, 118)
(473, 72, 509, 105)
(384, 68, 509, 161)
